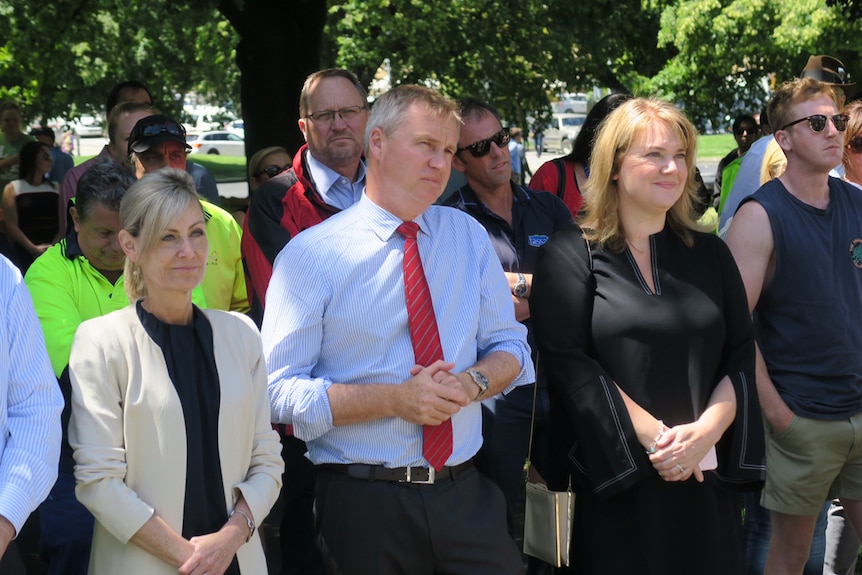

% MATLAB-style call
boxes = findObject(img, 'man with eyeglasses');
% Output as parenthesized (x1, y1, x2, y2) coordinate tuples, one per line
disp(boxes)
(241, 68, 368, 575)
(727, 78, 862, 575)
(445, 97, 571, 571)
(127, 114, 249, 314)
(242, 68, 369, 326)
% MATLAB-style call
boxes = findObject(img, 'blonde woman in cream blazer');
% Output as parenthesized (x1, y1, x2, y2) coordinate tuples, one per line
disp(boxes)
(68, 169, 282, 575)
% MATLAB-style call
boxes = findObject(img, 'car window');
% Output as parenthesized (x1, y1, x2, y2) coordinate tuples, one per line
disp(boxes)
(561, 117, 585, 128)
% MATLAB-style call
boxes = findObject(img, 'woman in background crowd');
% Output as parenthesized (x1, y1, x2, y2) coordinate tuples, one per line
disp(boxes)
(1, 140, 59, 270)
(529, 93, 631, 216)
(531, 98, 764, 574)
(69, 169, 282, 574)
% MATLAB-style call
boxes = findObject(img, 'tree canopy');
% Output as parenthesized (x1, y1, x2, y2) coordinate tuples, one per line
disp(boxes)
(2, 0, 861, 156)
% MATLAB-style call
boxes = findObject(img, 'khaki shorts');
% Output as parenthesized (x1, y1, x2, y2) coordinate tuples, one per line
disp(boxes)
(763, 412, 862, 516)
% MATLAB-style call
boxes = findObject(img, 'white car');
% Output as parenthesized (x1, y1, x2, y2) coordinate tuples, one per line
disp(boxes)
(187, 131, 245, 156)
(544, 113, 587, 154)
(71, 115, 103, 138)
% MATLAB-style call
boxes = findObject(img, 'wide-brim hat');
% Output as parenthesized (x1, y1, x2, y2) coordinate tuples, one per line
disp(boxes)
(800, 55, 856, 96)
(127, 114, 190, 155)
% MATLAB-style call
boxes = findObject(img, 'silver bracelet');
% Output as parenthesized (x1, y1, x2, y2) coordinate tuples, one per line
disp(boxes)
(229, 508, 255, 543)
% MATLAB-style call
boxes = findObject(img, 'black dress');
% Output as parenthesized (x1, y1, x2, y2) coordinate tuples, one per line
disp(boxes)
(138, 302, 241, 575)
(531, 224, 764, 575)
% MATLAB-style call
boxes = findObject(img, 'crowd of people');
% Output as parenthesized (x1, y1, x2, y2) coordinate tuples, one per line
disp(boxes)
(0, 52, 859, 575)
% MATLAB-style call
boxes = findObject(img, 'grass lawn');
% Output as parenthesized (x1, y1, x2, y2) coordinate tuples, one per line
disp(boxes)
(697, 133, 736, 160)
(73, 153, 248, 183)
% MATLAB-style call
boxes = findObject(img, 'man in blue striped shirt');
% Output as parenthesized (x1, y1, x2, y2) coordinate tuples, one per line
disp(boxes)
(263, 85, 533, 574)
(0, 254, 62, 566)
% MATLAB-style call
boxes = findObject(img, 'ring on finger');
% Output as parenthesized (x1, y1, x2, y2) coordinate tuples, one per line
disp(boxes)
(675, 464, 685, 474)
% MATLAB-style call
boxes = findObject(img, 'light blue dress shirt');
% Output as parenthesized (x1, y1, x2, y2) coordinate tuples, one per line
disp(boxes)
(0, 255, 62, 532)
(305, 152, 367, 211)
(262, 194, 533, 468)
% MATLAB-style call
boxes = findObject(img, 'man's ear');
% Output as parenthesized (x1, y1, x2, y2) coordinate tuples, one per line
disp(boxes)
(298, 118, 309, 142)
(452, 153, 467, 173)
(69, 206, 81, 232)
(367, 127, 385, 160)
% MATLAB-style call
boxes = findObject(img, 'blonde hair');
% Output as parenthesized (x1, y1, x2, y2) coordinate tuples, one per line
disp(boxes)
(120, 169, 203, 301)
(365, 85, 460, 155)
(581, 98, 703, 251)
(841, 100, 862, 173)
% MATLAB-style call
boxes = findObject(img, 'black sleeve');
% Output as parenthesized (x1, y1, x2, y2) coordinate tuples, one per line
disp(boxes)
(531, 225, 652, 499)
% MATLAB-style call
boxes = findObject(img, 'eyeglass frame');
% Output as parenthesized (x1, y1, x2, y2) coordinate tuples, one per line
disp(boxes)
(303, 106, 367, 124)
(254, 164, 289, 179)
(456, 127, 511, 158)
(778, 114, 849, 133)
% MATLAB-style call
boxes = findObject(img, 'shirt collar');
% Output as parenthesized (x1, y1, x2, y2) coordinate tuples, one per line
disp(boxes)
(305, 152, 366, 194)
(358, 194, 433, 243)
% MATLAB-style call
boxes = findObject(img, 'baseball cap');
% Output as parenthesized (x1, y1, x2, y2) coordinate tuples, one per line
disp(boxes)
(127, 115, 190, 155)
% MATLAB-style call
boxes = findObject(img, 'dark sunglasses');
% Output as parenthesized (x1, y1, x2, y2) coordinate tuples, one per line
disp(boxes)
(140, 121, 185, 138)
(848, 136, 862, 154)
(779, 114, 849, 133)
(255, 164, 289, 178)
(456, 128, 510, 158)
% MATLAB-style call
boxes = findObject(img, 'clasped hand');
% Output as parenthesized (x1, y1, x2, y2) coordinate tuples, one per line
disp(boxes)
(395, 360, 472, 426)
(648, 422, 714, 483)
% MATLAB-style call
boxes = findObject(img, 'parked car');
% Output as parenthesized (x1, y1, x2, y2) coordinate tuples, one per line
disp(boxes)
(553, 93, 588, 114)
(187, 131, 245, 156)
(543, 113, 586, 154)
(71, 115, 103, 138)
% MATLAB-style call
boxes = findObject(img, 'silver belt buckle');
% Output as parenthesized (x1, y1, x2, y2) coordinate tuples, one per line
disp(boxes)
(404, 466, 435, 484)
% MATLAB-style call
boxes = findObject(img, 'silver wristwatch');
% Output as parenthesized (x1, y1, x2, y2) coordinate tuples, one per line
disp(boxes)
(512, 272, 528, 297)
(466, 369, 489, 400)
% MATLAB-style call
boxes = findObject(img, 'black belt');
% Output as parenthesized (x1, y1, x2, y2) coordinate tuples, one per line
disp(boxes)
(320, 459, 473, 484)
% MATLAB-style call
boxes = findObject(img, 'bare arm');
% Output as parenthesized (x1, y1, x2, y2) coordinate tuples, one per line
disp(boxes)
(1, 184, 46, 257)
(0, 515, 14, 559)
(504, 271, 531, 321)
(725, 200, 791, 431)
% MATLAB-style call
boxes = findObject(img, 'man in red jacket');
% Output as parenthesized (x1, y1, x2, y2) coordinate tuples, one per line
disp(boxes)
(242, 68, 368, 324)
(241, 68, 368, 575)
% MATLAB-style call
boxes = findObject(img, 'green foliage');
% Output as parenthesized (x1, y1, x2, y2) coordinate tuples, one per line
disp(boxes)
(0, 0, 238, 123)
(647, 0, 860, 130)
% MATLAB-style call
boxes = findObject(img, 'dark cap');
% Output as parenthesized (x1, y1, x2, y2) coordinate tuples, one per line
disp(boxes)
(127, 114, 190, 155)
(30, 127, 55, 141)
(800, 55, 856, 94)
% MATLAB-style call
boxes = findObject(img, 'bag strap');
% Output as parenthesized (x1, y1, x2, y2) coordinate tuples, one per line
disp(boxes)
(525, 352, 541, 481)
(553, 158, 566, 199)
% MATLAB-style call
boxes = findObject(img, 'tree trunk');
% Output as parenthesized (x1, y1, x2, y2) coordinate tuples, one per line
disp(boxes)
(220, 0, 327, 191)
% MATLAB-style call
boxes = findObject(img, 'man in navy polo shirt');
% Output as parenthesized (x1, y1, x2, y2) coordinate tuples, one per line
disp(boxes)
(446, 96, 572, 570)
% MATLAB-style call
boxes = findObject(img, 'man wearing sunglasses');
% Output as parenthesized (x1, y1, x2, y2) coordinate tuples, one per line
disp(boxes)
(445, 97, 572, 569)
(727, 78, 862, 575)
(127, 114, 249, 315)
(242, 68, 368, 575)
(721, 55, 856, 235)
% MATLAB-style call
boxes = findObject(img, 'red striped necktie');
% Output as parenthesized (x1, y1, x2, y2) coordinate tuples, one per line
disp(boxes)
(397, 221, 453, 471)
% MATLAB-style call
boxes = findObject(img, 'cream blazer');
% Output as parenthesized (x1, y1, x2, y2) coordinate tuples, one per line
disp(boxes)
(69, 305, 283, 574)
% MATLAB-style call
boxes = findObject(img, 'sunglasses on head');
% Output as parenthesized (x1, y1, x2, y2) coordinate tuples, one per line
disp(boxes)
(456, 128, 510, 158)
(848, 136, 862, 154)
(779, 114, 849, 133)
(255, 164, 288, 178)
(140, 121, 185, 138)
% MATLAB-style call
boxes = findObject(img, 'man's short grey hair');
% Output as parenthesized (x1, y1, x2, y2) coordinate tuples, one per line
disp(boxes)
(364, 85, 460, 155)
(76, 161, 136, 221)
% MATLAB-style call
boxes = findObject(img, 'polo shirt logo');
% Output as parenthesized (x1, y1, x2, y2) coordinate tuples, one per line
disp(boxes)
(528, 235, 549, 247)
(850, 239, 862, 269)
